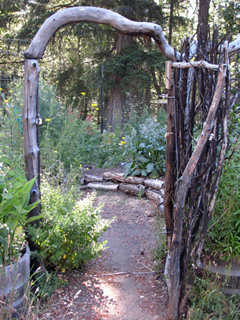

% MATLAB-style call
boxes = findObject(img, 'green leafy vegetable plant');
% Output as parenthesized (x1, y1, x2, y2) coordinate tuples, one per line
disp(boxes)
(123, 117, 166, 178)
(0, 156, 40, 266)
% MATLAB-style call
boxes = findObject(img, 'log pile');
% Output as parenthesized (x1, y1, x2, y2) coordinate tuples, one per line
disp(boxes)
(82, 171, 165, 205)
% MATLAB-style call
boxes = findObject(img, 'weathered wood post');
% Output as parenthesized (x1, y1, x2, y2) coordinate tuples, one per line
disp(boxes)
(23, 58, 41, 270)
(23, 58, 40, 217)
(164, 60, 174, 250)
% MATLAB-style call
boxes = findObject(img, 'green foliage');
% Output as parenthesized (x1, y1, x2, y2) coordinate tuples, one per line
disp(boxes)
(28, 180, 112, 271)
(189, 273, 240, 319)
(0, 155, 40, 266)
(205, 147, 240, 261)
(217, 1, 240, 34)
(31, 268, 67, 302)
(0, 83, 24, 158)
(124, 116, 166, 178)
(205, 101, 240, 261)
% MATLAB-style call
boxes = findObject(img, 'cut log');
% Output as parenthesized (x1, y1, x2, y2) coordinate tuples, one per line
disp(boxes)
(84, 174, 103, 182)
(145, 189, 164, 204)
(103, 172, 125, 182)
(144, 178, 165, 191)
(119, 183, 145, 196)
(124, 176, 144, 184)
(87, 183, 119, 191)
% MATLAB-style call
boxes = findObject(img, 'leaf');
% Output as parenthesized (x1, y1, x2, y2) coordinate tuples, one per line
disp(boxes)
(8, 217, 18, 232)
(25, 200, 40, 213)
(18, 176, 38, 208)
(141, 169, 147, 176)
(146, 162, 154, 173)
(138, 155, 149, 164)
(139, 142, 145, 148)
(132, 169, 141, 176)
(26, 214, 44, 224)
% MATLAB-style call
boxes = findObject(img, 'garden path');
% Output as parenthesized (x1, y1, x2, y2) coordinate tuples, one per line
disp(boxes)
(38, 186, 168, 320)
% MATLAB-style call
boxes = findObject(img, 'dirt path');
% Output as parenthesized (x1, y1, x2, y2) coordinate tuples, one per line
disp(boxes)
(38, 191, 168, 320)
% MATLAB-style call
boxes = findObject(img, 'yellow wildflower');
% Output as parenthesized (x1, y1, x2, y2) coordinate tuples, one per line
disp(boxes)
(120, 141, 126, 145)
(81, 92, 86, 95)
(9, 90, 13, 93)
(45, 118, 51, 122)
(91, 103, 98, 107)
(0, 88, 2, 91)
(121, 137, 125, 140)
(4, 100, 8, 103)
(96, 108, 99, 111)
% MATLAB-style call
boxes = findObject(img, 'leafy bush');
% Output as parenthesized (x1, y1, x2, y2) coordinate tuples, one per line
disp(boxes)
(205, 147, 240, 261)
(188, 273, 240, 319)
(29, 180, 112, 271)
(124, 116, 166, 178)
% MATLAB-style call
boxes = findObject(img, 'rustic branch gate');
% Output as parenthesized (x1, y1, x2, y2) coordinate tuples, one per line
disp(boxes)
(164, 35, 230, 319)
(23, 7, 233, 320)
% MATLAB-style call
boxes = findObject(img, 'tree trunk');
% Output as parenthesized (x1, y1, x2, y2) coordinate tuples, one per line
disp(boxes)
(168, 0, 176, 46)
(105, 33, 134, 131)
(198, 0, 210, 53)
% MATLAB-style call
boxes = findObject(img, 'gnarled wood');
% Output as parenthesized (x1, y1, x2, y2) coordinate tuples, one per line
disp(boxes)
(167, 63, 227, 320)
(23, 58, 40, 221)
(24, 6, 176, 61)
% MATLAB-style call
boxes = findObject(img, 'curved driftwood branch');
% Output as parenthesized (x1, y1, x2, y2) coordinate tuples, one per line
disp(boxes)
(228, 33, 240, 54)
(24, 6, 175, 61)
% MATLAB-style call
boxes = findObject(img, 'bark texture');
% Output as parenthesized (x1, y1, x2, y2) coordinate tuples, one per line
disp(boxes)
(24, 7, 175, 61)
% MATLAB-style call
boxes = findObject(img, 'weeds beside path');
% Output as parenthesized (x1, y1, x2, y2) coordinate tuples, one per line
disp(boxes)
(38, 191, 168, 320)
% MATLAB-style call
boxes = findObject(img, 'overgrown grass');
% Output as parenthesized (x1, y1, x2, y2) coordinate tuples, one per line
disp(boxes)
(188, 272, 240, 319)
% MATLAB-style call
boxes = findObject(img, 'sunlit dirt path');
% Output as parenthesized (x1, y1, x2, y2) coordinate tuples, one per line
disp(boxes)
(38, 191, 168, 320)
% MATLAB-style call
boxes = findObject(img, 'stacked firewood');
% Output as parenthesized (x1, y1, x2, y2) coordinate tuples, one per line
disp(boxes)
(81, 171, 165, 206)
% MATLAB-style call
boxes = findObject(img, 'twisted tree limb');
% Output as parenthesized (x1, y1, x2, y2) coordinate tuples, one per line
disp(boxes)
(24, 6, 176, 61)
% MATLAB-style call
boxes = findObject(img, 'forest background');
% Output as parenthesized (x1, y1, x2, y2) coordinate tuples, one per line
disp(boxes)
(1, 0, 239, 133)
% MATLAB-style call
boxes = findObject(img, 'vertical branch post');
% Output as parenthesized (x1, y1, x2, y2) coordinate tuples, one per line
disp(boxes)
(23, 58, 41, 223)
(164, 61, 174, 249)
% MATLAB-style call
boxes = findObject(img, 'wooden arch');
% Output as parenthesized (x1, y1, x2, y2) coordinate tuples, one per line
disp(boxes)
(23, 6, 176, 221)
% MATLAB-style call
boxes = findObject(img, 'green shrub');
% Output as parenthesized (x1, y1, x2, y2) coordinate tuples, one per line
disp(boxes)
(205, 147, 240, 261)
(29, 180, 112, 271)
(124, 116, 166, 178)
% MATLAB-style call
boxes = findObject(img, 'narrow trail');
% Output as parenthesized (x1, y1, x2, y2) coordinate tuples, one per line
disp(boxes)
(39, 191, 168, 320)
